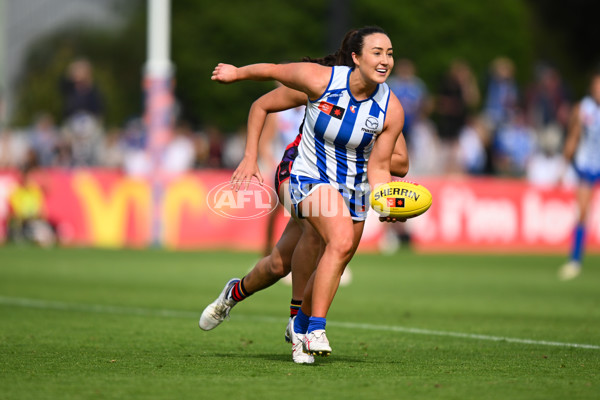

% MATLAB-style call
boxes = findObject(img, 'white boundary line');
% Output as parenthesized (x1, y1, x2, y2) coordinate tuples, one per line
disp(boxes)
(1, 296, 598, 350)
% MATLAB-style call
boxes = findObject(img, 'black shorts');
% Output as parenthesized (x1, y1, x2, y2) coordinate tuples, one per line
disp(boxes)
(274, 144, 299, 193)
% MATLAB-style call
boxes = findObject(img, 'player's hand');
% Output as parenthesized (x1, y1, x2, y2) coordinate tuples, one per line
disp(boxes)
(379, 216, 407, 223)
(231, 157, 263, 191)
(211, 63, 238, 83)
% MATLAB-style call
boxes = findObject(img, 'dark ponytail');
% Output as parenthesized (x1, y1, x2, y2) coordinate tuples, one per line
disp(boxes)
(303, 26, 388, 67)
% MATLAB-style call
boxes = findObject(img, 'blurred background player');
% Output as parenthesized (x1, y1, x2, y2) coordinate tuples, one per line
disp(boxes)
(257, 94, 305, 256)
(559, 70, 600, 280)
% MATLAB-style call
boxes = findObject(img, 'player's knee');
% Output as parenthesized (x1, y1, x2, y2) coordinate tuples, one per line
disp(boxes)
(327, 236, 354, 261)
(269, 251, 290, 278)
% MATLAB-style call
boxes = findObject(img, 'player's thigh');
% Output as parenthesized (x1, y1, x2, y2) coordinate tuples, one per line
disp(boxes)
(300, 185, 355, 249)
(278, 180, 294, 216)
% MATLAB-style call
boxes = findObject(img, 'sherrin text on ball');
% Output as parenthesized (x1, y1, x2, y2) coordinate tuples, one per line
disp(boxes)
(370, 181, 433, 218)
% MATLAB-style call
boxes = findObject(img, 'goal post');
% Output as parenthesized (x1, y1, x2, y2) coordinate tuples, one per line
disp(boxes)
(144, 0, 174, 246)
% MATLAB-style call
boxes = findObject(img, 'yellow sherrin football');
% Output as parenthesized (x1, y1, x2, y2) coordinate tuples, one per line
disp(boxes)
(370, 180, 433, 218)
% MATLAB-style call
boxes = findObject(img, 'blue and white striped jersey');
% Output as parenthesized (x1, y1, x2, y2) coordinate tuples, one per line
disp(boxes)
(290, 66, 391, 194)
(575, 96, 600, 174)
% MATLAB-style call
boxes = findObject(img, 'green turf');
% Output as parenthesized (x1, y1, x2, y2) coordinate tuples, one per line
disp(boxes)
(0, 246, 598, 400)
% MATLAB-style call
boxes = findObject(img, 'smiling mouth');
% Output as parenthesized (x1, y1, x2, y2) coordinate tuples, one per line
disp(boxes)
(376, 68, 388, 74)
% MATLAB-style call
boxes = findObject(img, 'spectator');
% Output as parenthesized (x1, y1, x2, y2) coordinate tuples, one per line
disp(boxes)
(204, 125, 225, 168)
(0, 128, 30, 169)
(61, 113, 103, 167)
(457, 114, 493, 175)
(60, 58, 104, 122)
(525, 63, 571, 134)
(407, 106, 443, 176)
(98, 127, 125, 169)
(162, 120, 196, 174)
(483, 57, 519, 131)
(435, 60, 480, 173)
(221, 128, 246, 170)
(492, 108, 537, 177)
(526, 124, 572, 187)
(193, 128, 210, 168)
(53, 138, 74, 168)
(28, 113, 59, 167)
(435, 59, 480, 144)
(387, 59, 428, 142)
(121, 118, 150, 177)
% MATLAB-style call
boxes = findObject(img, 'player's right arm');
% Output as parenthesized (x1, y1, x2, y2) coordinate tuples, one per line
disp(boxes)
(212, 62, 330, 101)
(231, 85, 307, 191)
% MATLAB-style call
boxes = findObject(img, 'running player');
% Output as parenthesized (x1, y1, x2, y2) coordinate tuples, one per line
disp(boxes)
(200, 83, 408, 363)
(208, 26, 404, 358)
(559, 70, 600, 280)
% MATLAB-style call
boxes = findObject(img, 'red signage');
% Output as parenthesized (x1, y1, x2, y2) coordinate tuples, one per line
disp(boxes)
(0, 170, 598, 253)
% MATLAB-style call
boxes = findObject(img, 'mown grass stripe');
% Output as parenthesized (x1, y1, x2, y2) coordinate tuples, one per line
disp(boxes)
(1, 295, 598, 350)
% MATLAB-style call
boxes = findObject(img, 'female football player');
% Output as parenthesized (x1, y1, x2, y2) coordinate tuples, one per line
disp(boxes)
(205, 26, 405, 358)
(559, 70, 600, 280)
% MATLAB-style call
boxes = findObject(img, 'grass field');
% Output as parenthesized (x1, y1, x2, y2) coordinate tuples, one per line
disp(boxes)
(0, 246, 599, 400)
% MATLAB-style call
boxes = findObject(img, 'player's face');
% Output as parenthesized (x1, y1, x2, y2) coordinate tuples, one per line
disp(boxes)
(355, 33, 394, 84)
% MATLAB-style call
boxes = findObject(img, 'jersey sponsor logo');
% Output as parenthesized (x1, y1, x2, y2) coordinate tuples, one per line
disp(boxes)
(365, 116, 379, 129)
(350, 105, 356, 113)
(318, 101, 345, 120)
(361, 116, 380, 134)
(325, 92, 344, 98)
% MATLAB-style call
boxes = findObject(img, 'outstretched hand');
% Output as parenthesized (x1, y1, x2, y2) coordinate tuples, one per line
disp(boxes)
(211, 63, 238, 83)
(230, 157, 263, 191)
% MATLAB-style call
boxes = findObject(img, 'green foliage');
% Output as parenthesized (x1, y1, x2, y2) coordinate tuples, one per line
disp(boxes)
(11, 7, 146, 128)
(352, 0, 535, 89)
(171, 0, 327, 130)
(11, 0, 586, 131)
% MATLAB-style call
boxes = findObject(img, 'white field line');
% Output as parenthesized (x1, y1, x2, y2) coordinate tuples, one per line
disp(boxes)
(1, 296, 598, 350)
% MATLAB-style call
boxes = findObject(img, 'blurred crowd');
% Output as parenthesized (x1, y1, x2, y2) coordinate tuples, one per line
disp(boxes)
(389, 57, 576, 186)
(0, 56, 580, 186)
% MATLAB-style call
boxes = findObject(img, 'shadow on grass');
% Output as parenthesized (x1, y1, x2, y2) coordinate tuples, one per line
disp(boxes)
(210, 352, 368, 365)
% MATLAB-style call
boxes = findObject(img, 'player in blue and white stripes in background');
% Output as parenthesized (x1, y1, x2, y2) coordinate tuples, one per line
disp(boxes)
(210, 26, 405, 357)
(559, 70, 600, 280)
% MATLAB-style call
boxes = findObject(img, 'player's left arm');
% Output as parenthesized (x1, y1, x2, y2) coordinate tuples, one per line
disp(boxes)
(367, 93, 405, 190)
(231, 86, 307, 190)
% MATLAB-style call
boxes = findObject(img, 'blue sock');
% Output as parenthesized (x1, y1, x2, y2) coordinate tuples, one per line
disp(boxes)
(570, 224, 585, 263)
(294, 309, 310, 334)
(307, 316, 326, 333)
